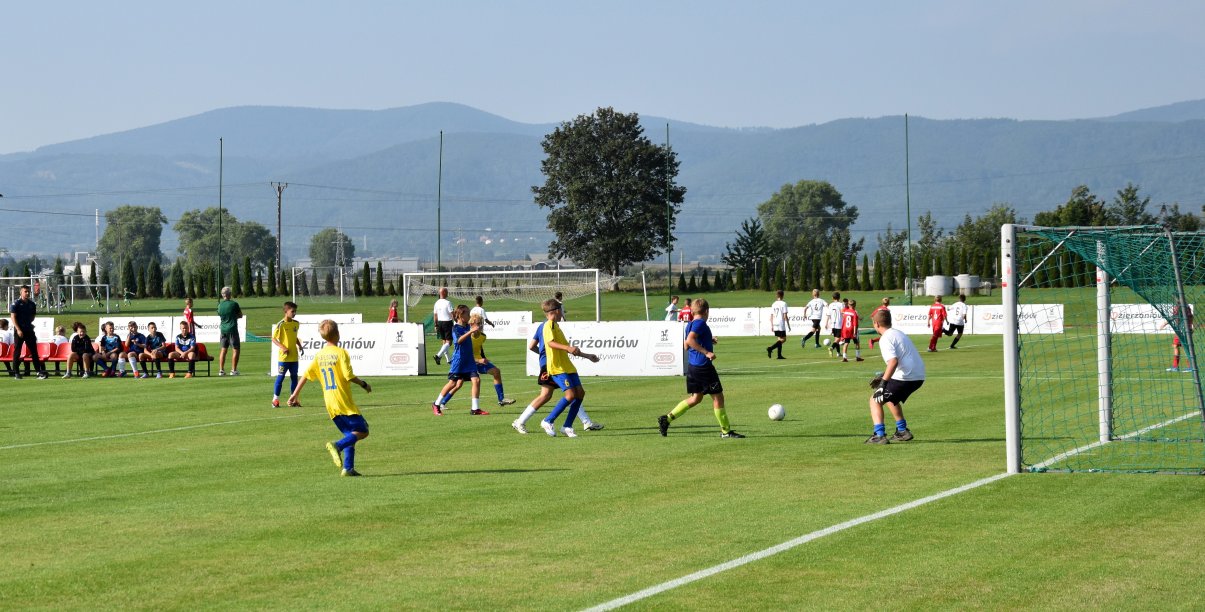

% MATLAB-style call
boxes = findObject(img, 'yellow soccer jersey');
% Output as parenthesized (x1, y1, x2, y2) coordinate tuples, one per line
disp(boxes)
(543, 320, 577, 376)
(273, 319, 301, 362)
(471, 332, 487, 362)
(303, 344, 361, 419)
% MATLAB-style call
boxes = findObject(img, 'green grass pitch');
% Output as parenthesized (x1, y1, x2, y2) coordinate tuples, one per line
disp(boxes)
(3, 290, 1204, 609)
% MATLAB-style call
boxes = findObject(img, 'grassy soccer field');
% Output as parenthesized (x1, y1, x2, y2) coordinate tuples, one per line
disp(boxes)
(3, 291, 1204, 610)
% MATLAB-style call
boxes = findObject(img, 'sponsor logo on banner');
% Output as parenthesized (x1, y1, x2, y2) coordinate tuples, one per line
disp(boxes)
(526, 321, 683, 376)
(707, 308, 761, 337)
(271, 322, 425, 376)
(1109, 304, 1186, 334)
(479, 311, 533, 339)
(972, 305, 1064, 334)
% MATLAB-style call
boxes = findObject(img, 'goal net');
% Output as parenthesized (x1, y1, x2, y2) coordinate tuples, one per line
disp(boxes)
(402, 269, 620, 322)
(1002, 224, 1204, 474)
(292, 267, 358, 304)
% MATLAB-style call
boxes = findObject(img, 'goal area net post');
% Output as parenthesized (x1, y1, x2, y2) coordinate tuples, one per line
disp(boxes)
(402, 269, 619, 323)
(1002, 224, 1205, 474)
(291, 267, 358, 304)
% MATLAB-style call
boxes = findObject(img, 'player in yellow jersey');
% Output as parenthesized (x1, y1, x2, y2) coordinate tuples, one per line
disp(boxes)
(272, 301, 305, 408)
(287, 320, 373, 477)
(538, 298, 599, 438)
(468, 313, 516, 410)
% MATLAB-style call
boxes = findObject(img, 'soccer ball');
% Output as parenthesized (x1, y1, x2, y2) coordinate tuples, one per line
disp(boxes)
(768, 403, 786, 421)
(823, 338, 831, 346)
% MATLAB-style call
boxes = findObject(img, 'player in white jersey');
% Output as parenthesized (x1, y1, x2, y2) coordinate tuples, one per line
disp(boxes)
(766, 290, 790, 359)
(866, 308, 925, 445)
(945, 293, 968, 349)
(469, 295, 495, 328)
(800, 288, 827, 348)
(824, 292, 844, 356)
(432, 287, 454, 365)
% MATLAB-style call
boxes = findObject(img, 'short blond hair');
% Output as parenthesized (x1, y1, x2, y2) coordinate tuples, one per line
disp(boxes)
(692, 298, 709, 316)
(319, 320, 340, 343)
(468, 313, 484, 328)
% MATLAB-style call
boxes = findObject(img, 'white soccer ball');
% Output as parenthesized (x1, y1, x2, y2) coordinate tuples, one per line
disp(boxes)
(768, 403, 786, 421)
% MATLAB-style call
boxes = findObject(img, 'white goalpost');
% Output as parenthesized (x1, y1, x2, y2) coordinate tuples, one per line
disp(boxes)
(402, 268, 619, 322)
(292, 266, 358, 304)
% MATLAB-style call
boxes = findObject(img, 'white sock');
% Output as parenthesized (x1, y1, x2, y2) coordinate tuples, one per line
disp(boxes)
(471, 397, 480, 410)
(578, 407, 592, 425)
(518, 405, 538, 425)
(855, 349, 861, 358)
(436, 343, 449, 358)
(118, 359, 126, 372)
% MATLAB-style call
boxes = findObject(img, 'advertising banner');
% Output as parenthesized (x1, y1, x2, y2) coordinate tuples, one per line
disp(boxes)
(188, 316, 246, 344)
(706, 308, 761, 337)
(480, 310, 535, 340)
(525, 321, 684, 377)
(1109, 303, 1187, 334)
(270, 322, 426, 376)
(973, 304, 1064, 334)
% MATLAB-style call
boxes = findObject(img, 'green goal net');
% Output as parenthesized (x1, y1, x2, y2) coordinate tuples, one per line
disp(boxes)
(1003, 225, 1205, 474)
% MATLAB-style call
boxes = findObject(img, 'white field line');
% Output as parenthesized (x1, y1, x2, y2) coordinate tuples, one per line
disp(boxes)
(583, 411, 1201, 611)
(0, 413, 307, 451)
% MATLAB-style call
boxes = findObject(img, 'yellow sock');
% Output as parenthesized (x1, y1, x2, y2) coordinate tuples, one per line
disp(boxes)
(668, 399, 691, 420)
(714, 406, 731, 432)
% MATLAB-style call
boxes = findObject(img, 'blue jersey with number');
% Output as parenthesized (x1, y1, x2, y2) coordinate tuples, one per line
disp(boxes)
(175, 333, 196, 352)
(100, 334, 122, 352)
(449, 323, 474, 373)
(685, 319, 714, 367)
(126, 332, 147, 351)
(146, 332, 167, 351)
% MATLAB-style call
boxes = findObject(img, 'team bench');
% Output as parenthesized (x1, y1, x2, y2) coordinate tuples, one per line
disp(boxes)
(2, 342, 216, 377)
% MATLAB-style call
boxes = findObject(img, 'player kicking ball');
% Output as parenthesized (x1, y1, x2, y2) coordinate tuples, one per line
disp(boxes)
(658, 299, 744, 439)
(287, 320, 373, 477)
(865, 308, 925, 445)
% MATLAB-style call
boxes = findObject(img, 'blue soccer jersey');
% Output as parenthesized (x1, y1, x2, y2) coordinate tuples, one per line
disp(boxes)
(175, 333, 196, 352)
(531, 324, 547, 368)
(448, 324, 474, 373)
(146, 332, 167, 351)
(127, 332, 147, 352)
(100, 334, 122, 352)
(685, 319, 714, 367)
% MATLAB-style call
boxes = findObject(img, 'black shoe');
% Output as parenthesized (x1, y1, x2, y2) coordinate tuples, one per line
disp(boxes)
(891, 429, 914, 442)
(776, 355, 786, 360)
(37, 372, 48, 380)
(864, 434, 890, 445)
(341, 468, 363, 477)
(12, 372, 22, 380)
(949, 345, 958, 350)
(433, 354, 442, 365)
(766, 347, 773, 359)
(658, 415, 670, 437)
(721, 430, 745, 439)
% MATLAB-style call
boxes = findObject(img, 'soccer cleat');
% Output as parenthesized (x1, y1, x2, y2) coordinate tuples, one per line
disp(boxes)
(1167, 367, 1180, 372)
(540, 420, 557, 437)
(325, 442, 343, 468)
(229, 370, 240, 376)
(562, 427, 578, 438)
(927, 349, 938, 353)
(272, 398, 281, 408)
(81, 372, 91, 379)
(62, 372, 72, 379)
(855, 357, 865, 362)
(341, 468, 362, 477)
(842, 358, 849, 363)
(776, 355, 786, 360)
(498, 398, 516, 407)
(432, 403, 444, 416)
(155, 372, 162, 379)
(218, 370, 225, 376)
(184, 373, 194, 379)
(766, 347, 773, 359)
(864, 434, 890, 445)
(433, 354, 442, 365)
(583, 422, 605, 431)
(511, 420, 528, 434)
(11, 372, 21, 380)
(869, 338, 877, 349)
(949, 345, 958, 350)
(658, 414, 670, 437)
(721, 430, 745, 439)
(470, 408, 491, 416)
(168, 373, 175, 379)
(891, 429, 914, 442)
(117, 370, 127, 377)
(37, 372, 49, 380)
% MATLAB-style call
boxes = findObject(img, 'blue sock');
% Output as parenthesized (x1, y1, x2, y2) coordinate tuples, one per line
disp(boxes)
(896, 419, 908, 432)
(494, 383, 504, 402)
(289, 371, 298, 394)
(442, 390, 456, 405)
(874, 423, 886, 437)
(545, 397, 570, 423)
(274, 375, 285, 396)
(564, 397, 583, 428)
(343, 446, 355, 470)
(335, 432, 358, 451)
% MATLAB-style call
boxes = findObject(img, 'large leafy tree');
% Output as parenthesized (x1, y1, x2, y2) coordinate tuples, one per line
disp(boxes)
(174, 207, 277, 274)
(758, 180, 860, 266)
(308, 228, 355, 267)
(1034, 185, 1108, 227)
(533, 107, 686, 276)
(97, 205, 167, 269)
(721, 217, 773, 278)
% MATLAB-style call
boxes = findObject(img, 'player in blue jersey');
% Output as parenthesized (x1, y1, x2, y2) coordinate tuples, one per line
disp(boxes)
(511, 299, 604, 434)
(96, 321, 124, 377)
(142, 322, 169, 378)
(431, 305, 489, 415)
(168, 320, 198, 378)
(658, 299, 744, 438)
(124, 321, 149, 378)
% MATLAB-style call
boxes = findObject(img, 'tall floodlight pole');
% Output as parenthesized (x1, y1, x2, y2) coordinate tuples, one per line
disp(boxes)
(666, 123, 672, 295)
(905, 114, 913, 305)
(218, 137, 224, 289)
(272, 182, 288, 274)
(436, 131, 443, 273)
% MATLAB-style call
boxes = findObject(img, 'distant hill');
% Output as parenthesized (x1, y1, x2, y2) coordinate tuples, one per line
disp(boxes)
(3, 101, 1205, 265)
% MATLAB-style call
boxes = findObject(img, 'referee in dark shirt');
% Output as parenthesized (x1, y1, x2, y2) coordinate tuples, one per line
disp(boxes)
(9, 285, 48, 379)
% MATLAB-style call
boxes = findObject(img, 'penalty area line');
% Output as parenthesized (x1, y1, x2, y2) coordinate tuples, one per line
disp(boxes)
(582, 472, 1012, 611)
(0, 413, 308, 451)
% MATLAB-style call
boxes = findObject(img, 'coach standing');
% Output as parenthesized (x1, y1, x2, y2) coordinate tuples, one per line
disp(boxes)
(9, 285, 48, 380)
(217, 286, 243, 376)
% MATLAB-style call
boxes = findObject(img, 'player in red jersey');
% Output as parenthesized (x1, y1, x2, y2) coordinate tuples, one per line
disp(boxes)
(868, 297, 891, 349)
(840, 299, 864, 362)
(927, 295, 947, 352)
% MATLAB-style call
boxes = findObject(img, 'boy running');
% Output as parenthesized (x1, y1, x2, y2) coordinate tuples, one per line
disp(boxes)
(946, 294, 968, 349)
(824, 293, 844, 357)
(539, 298, 599, 437)
(272, 301, 304, 408)
(766, 289, 789, 359)
(801, 289, 827, 348)
(432, 305, 488, 415)
(927, 295, 948, 352)
(659, 299, 744, 439)
(469, 313, 514, 410)
(866, 308, 925, 444)
(512, 301, 603, 434)
(287, 320, 373, 477)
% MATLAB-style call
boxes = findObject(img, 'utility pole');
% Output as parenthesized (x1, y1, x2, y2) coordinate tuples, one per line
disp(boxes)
(272, 182, 288, 274)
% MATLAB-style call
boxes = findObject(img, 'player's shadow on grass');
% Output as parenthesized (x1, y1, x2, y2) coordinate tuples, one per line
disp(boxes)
(912, 437, 1005, 444)
(366, 468, 570, 478)
(603, 424, 730, 437)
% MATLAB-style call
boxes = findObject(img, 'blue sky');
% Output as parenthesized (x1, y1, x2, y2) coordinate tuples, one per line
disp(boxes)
(3, 0, 1204, 154)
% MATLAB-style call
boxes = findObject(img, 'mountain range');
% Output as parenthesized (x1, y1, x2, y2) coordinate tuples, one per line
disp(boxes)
(3, 100, 1205, 266)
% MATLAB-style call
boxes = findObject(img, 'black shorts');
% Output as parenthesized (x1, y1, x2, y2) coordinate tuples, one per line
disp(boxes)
(220, 332, 240, 349)
(946, 324, 964, 336)
(537, 365, 558, 389)
(810, 318, 822, 331)
(832, 329, 842, 338)
(435, 320, 453, 341)
(873, 378, 924, 406)
(447, 370, 477, 382)
(685, 362, 723, 395)
(773, 330, 786, 339)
